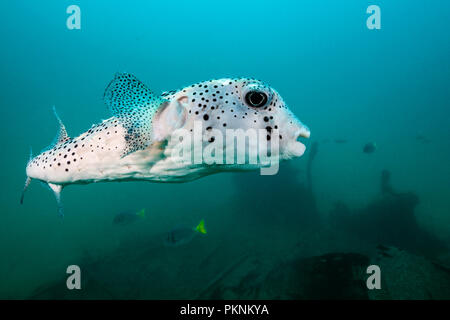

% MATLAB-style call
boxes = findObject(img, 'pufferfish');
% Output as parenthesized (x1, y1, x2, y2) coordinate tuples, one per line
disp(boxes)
(22, 73, 310, 216)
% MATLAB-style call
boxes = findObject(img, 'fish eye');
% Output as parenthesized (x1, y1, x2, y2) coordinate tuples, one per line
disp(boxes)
(245, 91, 268, 108)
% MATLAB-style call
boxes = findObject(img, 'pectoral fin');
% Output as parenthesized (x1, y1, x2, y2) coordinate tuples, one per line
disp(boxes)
(153, 96, 188, 142)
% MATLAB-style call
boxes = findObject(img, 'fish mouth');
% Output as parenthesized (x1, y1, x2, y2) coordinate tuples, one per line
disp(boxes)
(288, 126, 311, 157)
(296, 126, 311, 139)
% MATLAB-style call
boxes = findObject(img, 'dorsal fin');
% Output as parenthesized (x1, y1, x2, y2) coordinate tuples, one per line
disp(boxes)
(104, 73, 163, 116)
(103, 73, 167, 156)
(52, 105, 70, 145)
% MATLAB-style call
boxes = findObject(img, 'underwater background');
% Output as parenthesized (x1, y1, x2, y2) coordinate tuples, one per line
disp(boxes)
(1, 0, 449, 299)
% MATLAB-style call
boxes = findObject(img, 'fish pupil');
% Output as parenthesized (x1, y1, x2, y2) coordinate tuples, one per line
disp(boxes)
(245, 91, 267, 108)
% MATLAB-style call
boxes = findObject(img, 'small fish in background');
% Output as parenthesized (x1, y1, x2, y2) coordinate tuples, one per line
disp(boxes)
(165, 219, 207, 247)
(363, 142, 377, 154)
(113, 208, 146, 226)
(415, 134, 430, 144)
(334, 139, 348, 144)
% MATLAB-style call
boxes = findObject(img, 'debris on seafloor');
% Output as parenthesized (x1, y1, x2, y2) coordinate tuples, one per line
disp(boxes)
(26, 164, 449, 300)
(260, 252, 370, 299)
(28, 231, 254, 300)
(196, 254, 250, 299)
(28, 239, 450, 299)
(369, 246, 450, 300)
(195, 247, 450, 300)
(329, 170, 447, 258)
(196, 252, 370, 299)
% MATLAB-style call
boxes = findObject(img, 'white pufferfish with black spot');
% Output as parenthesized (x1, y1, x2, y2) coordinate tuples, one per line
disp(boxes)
(22, 73, 310, 216)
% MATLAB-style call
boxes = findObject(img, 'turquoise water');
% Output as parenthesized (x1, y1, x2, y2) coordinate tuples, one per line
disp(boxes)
(1, 0, 449, 299)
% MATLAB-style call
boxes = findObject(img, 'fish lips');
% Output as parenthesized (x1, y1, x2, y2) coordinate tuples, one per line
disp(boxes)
(287, 125, 310, 157)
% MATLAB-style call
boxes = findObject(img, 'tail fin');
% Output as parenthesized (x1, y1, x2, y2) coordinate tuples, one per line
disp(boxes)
(136, 208, 146, 218)
(20, 177, 32, 205)
(194, 219, 207, 234)
(20, 147, 33, 204)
